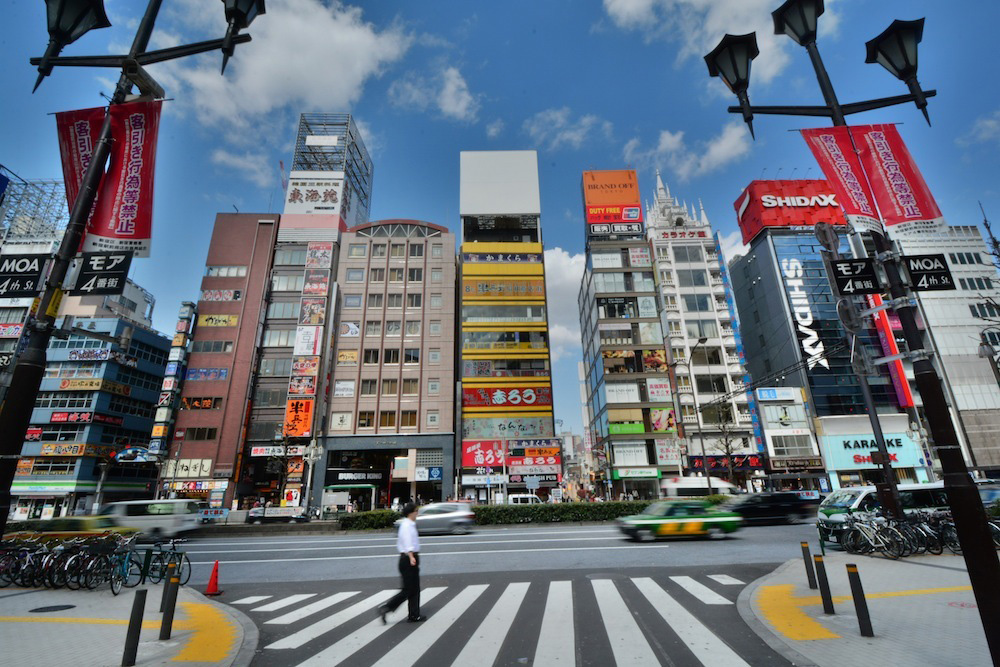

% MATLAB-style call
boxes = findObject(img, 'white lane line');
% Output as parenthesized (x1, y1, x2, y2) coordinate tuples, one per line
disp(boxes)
(669, 576, 733, 605)
(185, 528, 621, 549)
(185, 536, 623, 555)
(294, 588, 447, 667)
(191, 544, 671, 565)
(372, 585, 489, 667)
(591, 579, 659, 666)
(229, 595, 271, 605)
(707, 574, 744, 586)
(533, 581, 575, 666)
(451, 582, 530, 667)
(267, 589, 398, 650)
(265, 591, 359, 624)
(633, 577, 750, 667)
(252, 594, 317, 612)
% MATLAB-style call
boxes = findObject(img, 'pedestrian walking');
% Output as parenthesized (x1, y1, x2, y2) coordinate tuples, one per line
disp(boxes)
(378, 502, 425, 623)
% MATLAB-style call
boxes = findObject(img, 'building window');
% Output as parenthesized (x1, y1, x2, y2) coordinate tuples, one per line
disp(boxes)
(271, 274, 305, 292)
(273, 249, 306, 266)
(348, 244, 367, 258)
(361, 379, 377, 395)
(427, 379, 440, 394)
(186, 427, 218, 441)
(431, 268, 443, 282)
(370, 268, 385, 282)
(401, 410, 417, 427)
(382, 379, 398, 395)
(402, 378, 419, 394)
(35, 391, 93, 409)
(180, 397, 222, 410)
(405, 320, 421, 336)
(344, 294, 362, 309)
(367, 294, 384, 308)
(426, 411, 440, 427)
(390, 243, 406, 258)
(428, 321, 441, 336)
(404, 348, 420, 364)
(384, 349, 401, 364)
(358, 411, 375, 428)
(430, 293, 443, 308)
(408, 268, 423, 282)
(379, 411, 396, 427)
(346, 269, 364, 282)
(365, 320, 382, 336)
(385, 320, 402, 336)
(389, 268, 405, 282)
(259, 358, 292, 376)
(373, 244, 387, 257)
(387, 293, 403, 308)
(431, 244, 443, 258)
(428, 348, 441, 364)
(206, 266, 247, 277)
(262, 328, 295, 347)
(363, 349, 380, 364)
(676, 269, 708, 287)
(409, 244, 424, 258)
(407, 294, 422, 308)
(266, 301, 297, 319)
(682, 294, 712, 312)
(0, 307, 27, 324)
(673, 246, 703, 263)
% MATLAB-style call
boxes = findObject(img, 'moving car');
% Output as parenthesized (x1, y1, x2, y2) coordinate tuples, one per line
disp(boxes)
(617, 500, 743, 541)
(394, 502, 476, 535)
(98, 499, 202, 539)
(726, 492, 815, 524)
(660, 476, 740, 498)
(5, 515, 139, 539)
(817, 482, 949, 543)
(246, 506, 311, 524)
(507, 494, 542, 505)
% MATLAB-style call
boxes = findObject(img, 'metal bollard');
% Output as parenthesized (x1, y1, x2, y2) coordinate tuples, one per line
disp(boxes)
(846, 564, 874, 637)
(159, 563, 175, 612)
(813, 555, 835, 615)
(800, 541, 818, 589)
(159, 576, 180, 640)
(121, 588, 147, 667)
(139, 549, 153, 585)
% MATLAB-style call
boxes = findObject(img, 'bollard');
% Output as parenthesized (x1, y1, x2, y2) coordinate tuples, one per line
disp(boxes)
(800, 541, 818, 590)
(846, 564, 874, 637)
(121, 588, 147, 667)
(813, 555, 835, 615)
(159, 563, 175, 612)
(139, 549, 153, 585)
(159, 576, 180, 640)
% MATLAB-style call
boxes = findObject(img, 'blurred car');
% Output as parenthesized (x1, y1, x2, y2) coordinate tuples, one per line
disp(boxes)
(394, 502, 475, 535)
(725, 492, 816, 525)
(617, 500, 742, 541)
(246, 506, 310, 524)
(6, 515, 139, 539)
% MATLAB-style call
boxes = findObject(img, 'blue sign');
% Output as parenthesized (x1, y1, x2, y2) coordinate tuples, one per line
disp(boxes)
(820, 432, 922, 471)
(0, 174, 9, 205)
(428, 467, 443, 481)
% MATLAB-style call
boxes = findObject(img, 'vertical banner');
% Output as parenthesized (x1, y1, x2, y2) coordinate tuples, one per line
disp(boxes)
(865, 294, 915, 408)
(800, 126, 881, 235)
(849, 124, 945, 236)
(56, 100, 162, 258)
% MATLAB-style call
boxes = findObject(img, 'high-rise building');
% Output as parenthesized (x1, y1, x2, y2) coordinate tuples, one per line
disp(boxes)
(645, 172, 758, 487)
(326, 220, 457, 507)
(458, 151, 557, 502)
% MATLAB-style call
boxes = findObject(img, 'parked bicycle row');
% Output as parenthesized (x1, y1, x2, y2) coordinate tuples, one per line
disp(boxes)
(0, 532, 191, 594)
(836, 510, 1000, 560)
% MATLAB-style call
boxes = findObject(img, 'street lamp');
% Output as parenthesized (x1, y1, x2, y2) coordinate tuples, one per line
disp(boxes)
(674, 336, 713, 495)
(222, 0, 267, 74)
(34, 0, 112, 92)
(865, 19, 930, 124)
(704, 33, 759, 138)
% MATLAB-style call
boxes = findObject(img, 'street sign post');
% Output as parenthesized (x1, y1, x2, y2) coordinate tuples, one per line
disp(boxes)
(68, 251, 134, 296)
(0, 254, 48, 298)
(830, 258, 882, 296)
(901, 254, 955, 292)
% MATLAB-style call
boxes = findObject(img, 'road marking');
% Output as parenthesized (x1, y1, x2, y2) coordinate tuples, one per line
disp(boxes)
(267, 590, 397, 650)
(229, 595, 271, 605)
(185, 528, 622, 549)
(591, 579, 659, 665)
(265, 592, 359, 624)
(186, 536, 624, 555)
(294, 588, 446, 667)
(252, 594, 317, 612)
(670, 576, 733, 605)
(533, 581, 575, 666)
(372, 585, 489, 667)
(191, 544, 671, 565)
(172, 601, 237, 662)
(708, 574, 744, 585)
(633, 577, 750, 667)
(451, 582, 530, 667)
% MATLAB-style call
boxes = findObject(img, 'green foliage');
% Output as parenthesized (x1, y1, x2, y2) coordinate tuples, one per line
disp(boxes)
(988, 500, 1000, 519)
(704, 494, 731, 506)
(472, 501, 651, 525)
(337, 509, 401, 531)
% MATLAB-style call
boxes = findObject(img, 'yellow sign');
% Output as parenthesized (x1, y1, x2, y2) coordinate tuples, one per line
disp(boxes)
(462, 278, 546, 298)
(197, 314, 239, 327)
(57, 378, 132, 397)
(172, 333, 188, 346)
(151, 424, 168, 437)
(39, 443, 115, 457)
(46, 288, 64, 318)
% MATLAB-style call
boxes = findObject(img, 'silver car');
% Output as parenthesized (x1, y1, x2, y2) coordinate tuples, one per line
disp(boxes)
(397, 502, 475, 535)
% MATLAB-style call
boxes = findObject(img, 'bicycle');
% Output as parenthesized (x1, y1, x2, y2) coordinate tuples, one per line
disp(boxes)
(147, 538, 191, 585)
(108, 535, 142, 595)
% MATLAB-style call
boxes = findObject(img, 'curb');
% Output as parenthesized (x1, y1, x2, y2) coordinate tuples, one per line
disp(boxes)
(736, 558, 819, 667)
(183, 587, 259, 667)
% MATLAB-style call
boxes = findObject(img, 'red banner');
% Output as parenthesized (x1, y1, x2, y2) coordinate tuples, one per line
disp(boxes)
(849, 124, 944, 236)
(56, 100, 161, 257)
(866, 294, 915, 408)
(800, 127, 881, 235)
(461, 440, 505, 467)
(462, 386, 553, 408)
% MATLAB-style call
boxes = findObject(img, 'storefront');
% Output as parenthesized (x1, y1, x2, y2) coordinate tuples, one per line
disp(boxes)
(324, 468, 389, 511)
(162, 480, 230, 507)
(820, 431, 932, 489)
(613, 467, 661, 499)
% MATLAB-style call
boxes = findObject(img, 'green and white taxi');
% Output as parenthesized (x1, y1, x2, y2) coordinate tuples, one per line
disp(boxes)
(617, 500, 743, 541)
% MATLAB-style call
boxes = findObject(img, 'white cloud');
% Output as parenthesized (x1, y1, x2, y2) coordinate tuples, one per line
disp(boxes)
(523, 107, 613, 151)
(210, 149, 273, 188)
(717, 230, 749, 263)
(544, 248, 587, 362)
(602, 0, 842, 86)
(388, 65, 481, 122)
(958, 109, 1000, 147)
(486, 119, 505, 139)
(624, 120, 751, 181)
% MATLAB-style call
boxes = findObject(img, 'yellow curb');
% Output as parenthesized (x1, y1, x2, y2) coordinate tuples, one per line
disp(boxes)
(171, 601, 237, 662)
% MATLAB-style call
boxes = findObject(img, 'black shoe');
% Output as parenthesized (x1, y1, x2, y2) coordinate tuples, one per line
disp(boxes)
(377, 605, 388, 625)
(407, 615, 427, 622)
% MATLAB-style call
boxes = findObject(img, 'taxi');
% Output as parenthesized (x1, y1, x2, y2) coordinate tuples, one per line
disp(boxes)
(617, 500, 743, 541)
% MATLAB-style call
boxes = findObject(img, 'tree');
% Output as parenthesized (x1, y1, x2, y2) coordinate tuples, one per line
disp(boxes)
(711, 418, 742, 487)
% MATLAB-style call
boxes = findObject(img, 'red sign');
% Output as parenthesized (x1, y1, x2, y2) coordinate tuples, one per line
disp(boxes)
(26, 427, 42, 442)
(462, 440, 505, 467)
(689, 455, 763, 470)
(866, 294, 915, 408)
(0, 323, 23, 338)
(733, 180, 846, 244)
(93, 413, 125, 426)
(800, 127, 881, 235)
(508, 455, 561, 467)
(462, 386, 553, 408)
(56, 100, 162, 258)
(51, 411, 93, 423)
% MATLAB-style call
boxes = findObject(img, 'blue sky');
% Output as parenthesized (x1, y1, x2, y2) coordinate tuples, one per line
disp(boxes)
(2, 0, 1000, 437)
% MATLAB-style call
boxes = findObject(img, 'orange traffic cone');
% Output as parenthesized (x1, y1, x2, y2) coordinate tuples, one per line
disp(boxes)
(204, 560, 223, 596)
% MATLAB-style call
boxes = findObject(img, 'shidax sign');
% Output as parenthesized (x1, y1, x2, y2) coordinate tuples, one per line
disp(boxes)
(781, 259, 828, 369)
(760, 194, 838, 208)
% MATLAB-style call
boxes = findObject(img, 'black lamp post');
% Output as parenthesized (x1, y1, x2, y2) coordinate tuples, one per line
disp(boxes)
(222, 0, 267, 74)
(704, 34, 759, 138)
(0, 0, 265, 538)
(703, 1, 1000, 659)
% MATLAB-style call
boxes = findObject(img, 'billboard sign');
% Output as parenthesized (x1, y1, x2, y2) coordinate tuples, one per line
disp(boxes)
(462, 440, 505, 467)
(582, 170, 643, 233)
(462, 386, 553, 408)
(283, 398, 314, 437)
(734, 180, 846, 244)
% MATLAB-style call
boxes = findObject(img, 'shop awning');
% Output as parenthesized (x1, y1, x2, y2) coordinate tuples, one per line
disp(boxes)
(324, 484, 377, 490)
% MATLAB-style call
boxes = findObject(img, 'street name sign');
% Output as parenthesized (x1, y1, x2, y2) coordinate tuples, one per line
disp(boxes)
(0, 254, 48, 297)
(68, 251, 133, 296)
(902, 254, 955, 291)
(830, 258, 882, 296)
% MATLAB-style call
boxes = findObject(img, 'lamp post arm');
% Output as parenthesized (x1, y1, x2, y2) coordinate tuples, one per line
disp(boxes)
(137, 34, 252, 65)
(727, 104, 834, 118)
(29, 55, 126, 68)
(840, 90, 937, 116)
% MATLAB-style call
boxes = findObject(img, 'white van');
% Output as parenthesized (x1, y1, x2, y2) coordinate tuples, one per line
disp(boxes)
(660, 476, 740, 498)
(507, 494, 542, 505)
(98, 499, 202, 539)
(816, 481, 950, 543)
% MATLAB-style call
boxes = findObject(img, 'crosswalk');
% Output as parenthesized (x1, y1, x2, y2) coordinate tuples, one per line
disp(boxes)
(228, 572, 775, 667)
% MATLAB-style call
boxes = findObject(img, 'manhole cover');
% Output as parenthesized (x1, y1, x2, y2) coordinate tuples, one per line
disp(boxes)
(29, 605, 76, 613)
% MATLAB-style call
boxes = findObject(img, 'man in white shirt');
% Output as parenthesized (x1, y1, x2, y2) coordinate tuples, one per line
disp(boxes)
(378, 502, 425, 623)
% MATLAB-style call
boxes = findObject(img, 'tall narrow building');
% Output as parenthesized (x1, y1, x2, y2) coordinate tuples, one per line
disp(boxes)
(458, 151, 558, 502)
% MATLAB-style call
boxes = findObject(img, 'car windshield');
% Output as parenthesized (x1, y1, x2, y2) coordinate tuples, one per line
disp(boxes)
(639, 502, 671, 517)
(821, 490, 861, 508)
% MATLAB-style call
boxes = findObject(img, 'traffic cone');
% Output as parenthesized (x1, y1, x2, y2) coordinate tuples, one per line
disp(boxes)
(204, 560, 223, 596)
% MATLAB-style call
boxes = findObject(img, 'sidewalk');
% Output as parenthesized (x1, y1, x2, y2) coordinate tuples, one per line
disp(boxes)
(740, 547, 991, 666)
(0, 581, 257, 667)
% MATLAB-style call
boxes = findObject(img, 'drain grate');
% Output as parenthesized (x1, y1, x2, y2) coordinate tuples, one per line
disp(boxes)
(29, 605, 76, 613)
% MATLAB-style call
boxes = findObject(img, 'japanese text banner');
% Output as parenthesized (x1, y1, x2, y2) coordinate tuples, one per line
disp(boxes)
(800, 126, 881, 235)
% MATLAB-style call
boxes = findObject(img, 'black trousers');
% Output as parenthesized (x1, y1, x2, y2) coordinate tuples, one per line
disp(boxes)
(385, 553, 420, 619)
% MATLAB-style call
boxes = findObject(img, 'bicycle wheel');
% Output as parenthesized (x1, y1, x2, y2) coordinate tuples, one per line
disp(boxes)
(0, 554, 16, 588)
(63, 554, 84, 590)
(170, 554, 192, 585)
(110, 561, 124, 596)
(942, 526, 962, 554)
(85, 555, 111, 590)
(125, 559, 143, 588)
(924, 530, 944, 555)
(989, 522, 1000, 548)
(879, 534, 902, 560)
(146, 553, 166, 584)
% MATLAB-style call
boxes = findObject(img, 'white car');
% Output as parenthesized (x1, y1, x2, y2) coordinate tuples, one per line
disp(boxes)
(395, 502, 475, 535)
